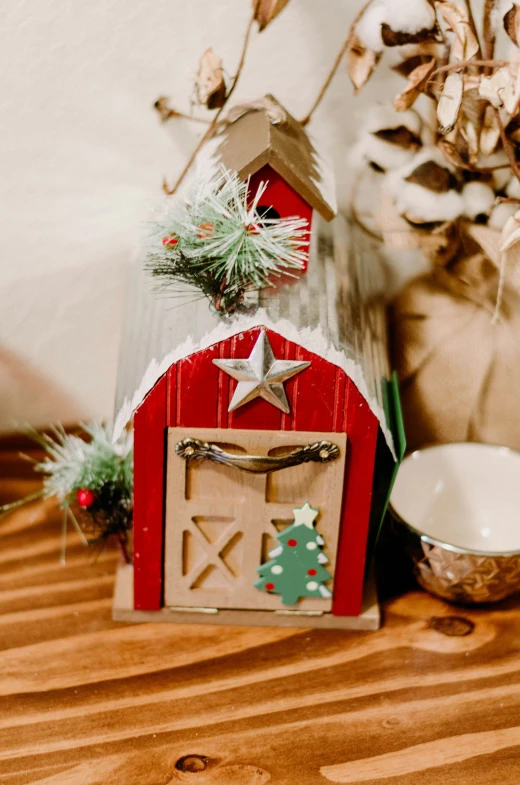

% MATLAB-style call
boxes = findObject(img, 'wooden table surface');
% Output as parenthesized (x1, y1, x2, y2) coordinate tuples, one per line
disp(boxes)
(1, 447, 520, 785)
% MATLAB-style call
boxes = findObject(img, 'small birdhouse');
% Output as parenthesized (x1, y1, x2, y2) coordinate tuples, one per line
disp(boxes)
(112, 207, 403, 629)
(203, 95, 337, 265)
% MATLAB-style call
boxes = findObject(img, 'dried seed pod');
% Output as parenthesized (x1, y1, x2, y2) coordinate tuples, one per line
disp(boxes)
(405, 160, 459, 193)
(437, 71, 464, 133)
(435, 1, 479, 62)
(503, 51, 520, 114)
(479, 67, 509, 108)
(504, 2, 520, 46)
(394, 59, 436, 111)
(479, 105, 501, 157)
(196, 48, 227, 110)
(346, 32, 382, 93)
(253, 0, 291, 31)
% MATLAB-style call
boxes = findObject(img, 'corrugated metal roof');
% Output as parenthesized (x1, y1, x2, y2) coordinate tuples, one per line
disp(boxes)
(114, 215, 393, 453)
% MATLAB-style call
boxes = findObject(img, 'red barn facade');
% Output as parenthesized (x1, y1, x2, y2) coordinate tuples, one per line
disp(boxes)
(113, 216, 395, 630)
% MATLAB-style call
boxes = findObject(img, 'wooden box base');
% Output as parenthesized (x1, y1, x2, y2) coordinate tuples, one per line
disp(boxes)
(112, 565, 381, 630)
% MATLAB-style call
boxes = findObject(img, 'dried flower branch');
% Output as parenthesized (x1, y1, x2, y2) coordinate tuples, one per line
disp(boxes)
(349, 0, 520, 305)
(162, 1, 261, 196)
(461, 0, 483, 58)
(300, 3, 371, 125)
(493, 107, 520, 183)
(253, 0, 291, 31)
(429, 59, 509, 78)
(483, 0, 499, 60)
(154, 97, 211, 125)
(195, 49, 227, 109)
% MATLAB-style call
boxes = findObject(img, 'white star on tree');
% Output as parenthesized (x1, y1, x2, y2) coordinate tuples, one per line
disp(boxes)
(292, 502, 319, 528)
(213, 330, 310, 413)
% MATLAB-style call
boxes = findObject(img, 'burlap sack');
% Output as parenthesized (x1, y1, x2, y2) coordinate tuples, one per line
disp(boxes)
(390, 254, 520, 452)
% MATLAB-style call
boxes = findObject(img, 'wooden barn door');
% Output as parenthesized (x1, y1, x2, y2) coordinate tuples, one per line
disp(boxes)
(164, 427, 347, 612)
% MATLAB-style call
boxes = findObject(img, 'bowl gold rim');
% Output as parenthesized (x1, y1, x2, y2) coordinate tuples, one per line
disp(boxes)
(389, 442, 520, 559)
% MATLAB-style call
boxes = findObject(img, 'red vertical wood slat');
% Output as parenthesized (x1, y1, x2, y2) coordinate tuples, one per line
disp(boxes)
(166, 364, 177, 427)
(228, 328, 284, 431)
(133, 376, 167, 610)
(332, 379, 378, 617)
(290, 345, 336, 432)
(218, 338, 232, 429)
(280, 339, 297, 430)
(332, 367, 346, 433)
(177, 344, 220, 428)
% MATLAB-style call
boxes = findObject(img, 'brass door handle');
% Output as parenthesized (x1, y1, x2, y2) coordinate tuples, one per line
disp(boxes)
(175, 438, 341, 474)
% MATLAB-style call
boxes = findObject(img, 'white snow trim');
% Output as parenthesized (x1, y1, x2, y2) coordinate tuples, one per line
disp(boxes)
(113, 310, 395, 457)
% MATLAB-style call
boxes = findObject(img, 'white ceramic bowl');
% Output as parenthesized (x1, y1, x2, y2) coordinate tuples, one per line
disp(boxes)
(390, 443, 520, 604)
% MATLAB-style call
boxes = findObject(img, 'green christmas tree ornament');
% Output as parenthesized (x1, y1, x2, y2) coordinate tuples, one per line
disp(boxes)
(254, 502, 332, 606)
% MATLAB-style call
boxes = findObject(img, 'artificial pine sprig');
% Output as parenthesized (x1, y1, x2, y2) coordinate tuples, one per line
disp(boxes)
(2, 423, 134, 563)
(33, 423, 133, 563)
(32, 423, 132, 503)
(146, 166, 309, 313)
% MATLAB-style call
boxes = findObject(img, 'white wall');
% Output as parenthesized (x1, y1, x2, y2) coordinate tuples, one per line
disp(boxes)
(0, 0, 397, 432)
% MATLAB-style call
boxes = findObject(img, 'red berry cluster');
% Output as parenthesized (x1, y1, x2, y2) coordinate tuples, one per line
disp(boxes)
(162, 234, 178, 247)
(76, 488, 95, 509)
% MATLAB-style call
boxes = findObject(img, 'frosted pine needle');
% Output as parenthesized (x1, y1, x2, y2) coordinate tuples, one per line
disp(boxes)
(4, 423, 135, 564)
(146, 166, 310, 313)
(32, 423, 133, 502)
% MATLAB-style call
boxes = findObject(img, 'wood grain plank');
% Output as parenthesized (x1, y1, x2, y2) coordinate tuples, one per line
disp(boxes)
(1, 451, 520, 785)
(320, 727, 520, 782)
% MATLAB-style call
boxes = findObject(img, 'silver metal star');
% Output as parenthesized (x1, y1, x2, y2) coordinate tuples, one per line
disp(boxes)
(213, 331, 311, 413)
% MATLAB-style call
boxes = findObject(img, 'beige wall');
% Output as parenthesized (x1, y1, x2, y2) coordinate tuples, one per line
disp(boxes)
(0, 0, 399, 432)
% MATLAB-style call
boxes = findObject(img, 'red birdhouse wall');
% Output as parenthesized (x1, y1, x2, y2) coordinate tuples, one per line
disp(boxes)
(248, 165, 313, 267)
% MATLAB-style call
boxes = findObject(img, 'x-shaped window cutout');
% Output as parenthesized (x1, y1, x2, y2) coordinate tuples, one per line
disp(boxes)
(184, 518, 240, 589)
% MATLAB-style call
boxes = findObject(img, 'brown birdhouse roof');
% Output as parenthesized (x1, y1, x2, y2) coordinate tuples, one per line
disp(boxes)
(213, 95, 337, 221)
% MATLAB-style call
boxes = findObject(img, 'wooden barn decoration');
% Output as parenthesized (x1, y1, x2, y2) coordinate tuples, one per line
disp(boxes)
(112, 214, 403, 630)
(200, 95, 336, 265)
